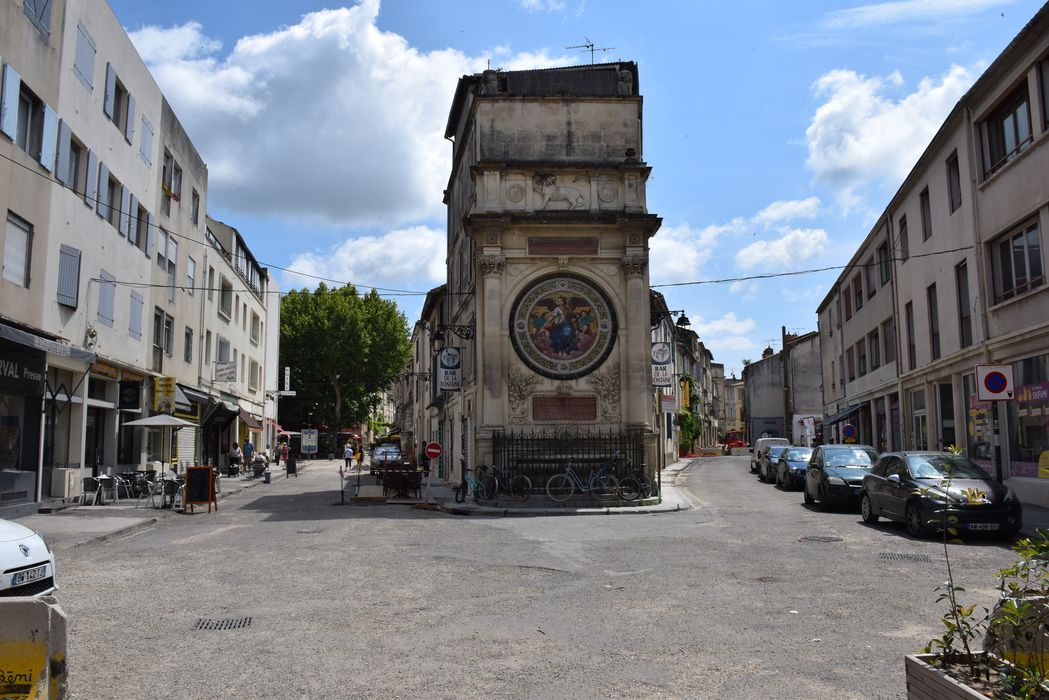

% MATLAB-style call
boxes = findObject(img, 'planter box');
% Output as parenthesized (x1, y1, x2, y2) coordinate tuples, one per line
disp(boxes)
(905, 654, 989, 699)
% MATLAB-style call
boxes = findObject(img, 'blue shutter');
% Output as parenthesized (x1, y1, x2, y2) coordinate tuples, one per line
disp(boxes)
(55, 120, 72, 187)
(145, 213, 155, 258)
(129, 292, 143, 340)
(74, 23, 96, 90)
(84, 149, 98, 207)
(119, 185, 130, 236)
(103, 64, 116, 119)
(96, 162, 109, 218)
(0, 64, 21, 139)
(39, 104, 58, 171)
(57, 245, 81, 308)
(124, 93, 135, 144)
(127, 194, 139, 245)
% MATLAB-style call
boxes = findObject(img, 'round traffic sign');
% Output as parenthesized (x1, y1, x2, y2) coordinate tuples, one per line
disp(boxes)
(424, 442, 442, 460)
(841, 423, 857, 439)
(984, 371, 1008, 395)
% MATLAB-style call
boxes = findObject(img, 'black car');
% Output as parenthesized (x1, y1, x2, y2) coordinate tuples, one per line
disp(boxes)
(758, 445, 789, 483)
(775, 446, 813, 490)
(804, 444, 879, 510)
(861, 451, 1022, 537)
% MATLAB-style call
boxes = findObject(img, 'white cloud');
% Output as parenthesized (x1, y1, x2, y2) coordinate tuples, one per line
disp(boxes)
(824, 0, 1012, 30)
(518, 0, 567, 11)
(752, 197, 821, 227)
(729, 280, 760, 301)
(735, 227, 829, 271)
(805, 65, 975, 207)
(649, 219, 746, 284)
(128, 2, 573, 230)
(688, 312, 759, 355)
(283, 226, 445, 291)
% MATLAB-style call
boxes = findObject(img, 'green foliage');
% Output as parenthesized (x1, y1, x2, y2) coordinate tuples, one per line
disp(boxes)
(678, 409, 698, 449)
(280, 284, 410, 429)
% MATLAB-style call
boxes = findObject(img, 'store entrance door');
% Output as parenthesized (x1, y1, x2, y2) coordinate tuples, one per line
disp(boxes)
(86, 407, 104, 477)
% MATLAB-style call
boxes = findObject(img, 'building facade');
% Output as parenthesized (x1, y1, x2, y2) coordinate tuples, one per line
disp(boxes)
(743, 328, 823, 446)
(818, 3, 1049, 505)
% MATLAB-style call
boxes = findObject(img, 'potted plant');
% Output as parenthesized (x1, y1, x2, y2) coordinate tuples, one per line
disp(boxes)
(906, 447, 1049, 699)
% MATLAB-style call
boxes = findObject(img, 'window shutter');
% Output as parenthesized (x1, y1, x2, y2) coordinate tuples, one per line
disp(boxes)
(118, 185, 130, 236)
(129, 292, 143, 340)
(55, 120, 71, 187)
(95, 162, 109, 218)
(124, 93, 135, 143)
(0, 64, 21, 140)
(145, 213, 155, 258)
(84, 149, 98, 208)
(74, 23, 96, 90)
(139, 116, 153, 165)
(127, 194, 138, 245)
(103, 63, 116, 119)
(98, 271, 116, 326)
(57, 244, 81, 307)
(39, 104, 58, 171)
(3, 216, 30, 287)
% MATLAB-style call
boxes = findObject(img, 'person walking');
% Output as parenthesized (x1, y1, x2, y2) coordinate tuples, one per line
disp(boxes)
(344, 442, 354, 471)
(280, 442, 289, 465)
(243, 438, 254, 464)
(228, 443, 242, 476)
(355, 443, 364, 470)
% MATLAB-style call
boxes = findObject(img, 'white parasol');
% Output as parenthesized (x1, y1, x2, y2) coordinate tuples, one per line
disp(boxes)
(123, 414, 197, 469)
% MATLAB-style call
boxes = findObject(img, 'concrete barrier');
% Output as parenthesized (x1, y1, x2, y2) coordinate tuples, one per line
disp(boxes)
(0, 597, 68, 699)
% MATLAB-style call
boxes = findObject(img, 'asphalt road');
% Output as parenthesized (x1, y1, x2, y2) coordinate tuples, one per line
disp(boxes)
(58, 456, 1019, 699)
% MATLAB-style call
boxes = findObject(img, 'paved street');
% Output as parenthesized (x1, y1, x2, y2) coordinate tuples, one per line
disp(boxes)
(54, 455, 1020, 699)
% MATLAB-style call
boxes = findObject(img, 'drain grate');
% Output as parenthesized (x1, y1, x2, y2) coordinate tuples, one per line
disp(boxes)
(799, 535, 844, 543)
(880, 552, 932, 563)
(194, 617, 253, 631)
(297, 529, 320, 534)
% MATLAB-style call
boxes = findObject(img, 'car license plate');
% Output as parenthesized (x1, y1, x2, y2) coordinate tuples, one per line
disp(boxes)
(12, 565, 46, 586)
(968, 523, 999, 531)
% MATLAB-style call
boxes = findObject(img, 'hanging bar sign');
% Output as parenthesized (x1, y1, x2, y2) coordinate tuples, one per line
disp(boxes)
(438, 348, 462, 391)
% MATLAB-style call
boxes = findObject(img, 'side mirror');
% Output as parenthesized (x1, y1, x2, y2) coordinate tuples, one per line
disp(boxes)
(888, 474, 901, 484)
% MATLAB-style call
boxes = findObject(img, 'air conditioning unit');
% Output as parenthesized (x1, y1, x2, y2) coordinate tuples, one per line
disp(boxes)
(51, 468, 82, 501)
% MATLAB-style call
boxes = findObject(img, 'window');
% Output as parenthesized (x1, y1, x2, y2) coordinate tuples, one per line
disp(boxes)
(882, 318, 896, 365)
(156, 230, 168, 269)
(97, 270, 116, 327)
(57, 244, 81, 308)
(905, 302, 916, 371)
(217, 337, 230, 363)
(857, 339, 867, 376)
(172, 164, 183, 208)
(219, 276, 233, 318)
(190, 189, 200, 225)
(877, 242, 891, 284)
(55, 126, 86, 195)
(161, 151, 174, 216)
(946, 152, 962, 214)
(843, 286, 852, 320)
(846, 347, 855, 382)
(73, 23, 96, 90)
(187, 257, 196, 295)
(22, 0, 51, 40)
(152, 310, 174, 364)
(184, 327, 193, 363)
(129, 292, 143, 340)
(207, 267, 215, 301)
(139, 116, 153, 165)
(1, 69, 58, 171)
(104, 175, 121, 229)
(865, 257, 876, 298)
(830, 360, 836, 388)
(250, 312, 260, 344)
(165, 237, 178, 302)
(204, 330, 212, 365)
(911, 389, 928, 450)
(990, 219, 1043, 304)
(898, 215, 909, 262)
(920, 188, 932, 241)
(868, 329, 881, 370)
(248, 359, 259, 391)
(102, 64, 134, 144)
(130, 203, 150, 255)
(3, 214, 32, 288)
(927, 283, 940, 361)
(956, 261, 972, 348)
(853, 276, 863, 311)
(980, 83, 1032, 178)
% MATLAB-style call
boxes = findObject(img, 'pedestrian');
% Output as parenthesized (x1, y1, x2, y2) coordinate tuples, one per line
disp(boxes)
(281, 442, 289, 465)
(228, 443, 242, 476)
(243, 438, 254, 464)
(344, 442, 354, 470)
(356, 443, 364, 470)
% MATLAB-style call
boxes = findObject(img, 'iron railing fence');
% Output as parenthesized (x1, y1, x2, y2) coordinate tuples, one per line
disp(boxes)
(491, 427, 652, 495)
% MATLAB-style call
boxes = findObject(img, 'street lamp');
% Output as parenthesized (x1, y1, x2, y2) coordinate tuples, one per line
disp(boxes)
(652, 309, 692, 329)
(429, 324, 475, 344)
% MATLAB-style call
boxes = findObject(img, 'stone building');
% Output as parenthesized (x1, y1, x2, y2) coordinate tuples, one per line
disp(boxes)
(419, 62, 662, 482)
(742, 328, 823, 446)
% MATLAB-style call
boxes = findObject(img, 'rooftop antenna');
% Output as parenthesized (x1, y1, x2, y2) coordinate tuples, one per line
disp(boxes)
(566, 37, 615, 64)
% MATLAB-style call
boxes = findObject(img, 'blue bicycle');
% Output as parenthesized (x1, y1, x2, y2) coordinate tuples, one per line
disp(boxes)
(545, 453, 620, 502)
(453, 463, 496, 503)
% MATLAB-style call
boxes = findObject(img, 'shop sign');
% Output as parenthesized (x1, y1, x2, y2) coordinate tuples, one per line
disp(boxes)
(214, 361, 237, 383)
(90, 361, 119, 379)
(651, 342, 672, 387)
(154, 376, 176, 412)
(660, 393, 677, 412)
(119, 380, 141, 409)
(0, 344, 45, 395)
(437, 348, 461, 391)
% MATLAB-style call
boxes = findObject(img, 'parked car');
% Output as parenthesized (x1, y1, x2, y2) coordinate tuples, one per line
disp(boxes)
(860, 451, 1022, 538)
(775, 446, 814, 490)
(370, 443, 403, 474)
(750, 437, 790, 474)
(0, 519, 57, 596)
(804, 444, 879, 510)
(759, 445, 789, 483)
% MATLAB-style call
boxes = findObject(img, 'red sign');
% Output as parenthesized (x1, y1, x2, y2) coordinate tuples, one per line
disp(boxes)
(424, 442, 442, 460)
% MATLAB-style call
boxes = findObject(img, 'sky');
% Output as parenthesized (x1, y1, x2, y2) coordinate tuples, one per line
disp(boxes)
(106, 0, 1046, 378)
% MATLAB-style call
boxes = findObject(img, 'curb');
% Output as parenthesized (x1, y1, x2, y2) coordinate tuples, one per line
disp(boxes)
(71, 516, 159, 548)
(436, 501, 691, 517)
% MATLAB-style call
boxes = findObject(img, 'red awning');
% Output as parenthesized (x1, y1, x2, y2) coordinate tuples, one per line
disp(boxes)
(239, 409, 262, 430)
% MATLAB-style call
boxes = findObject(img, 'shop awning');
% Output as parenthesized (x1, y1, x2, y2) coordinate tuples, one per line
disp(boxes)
(0, 320, 96, 363)
(200, 399, 239, 427)
(178, 384, 212, 404)
(825, 404, 861, 425)
(239, 409, 262, 430)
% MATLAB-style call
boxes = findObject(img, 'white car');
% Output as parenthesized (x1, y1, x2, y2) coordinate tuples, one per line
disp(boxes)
(0, 519, 57, 597)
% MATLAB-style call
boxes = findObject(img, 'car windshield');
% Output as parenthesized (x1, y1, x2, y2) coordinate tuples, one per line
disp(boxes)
(768, 446, 788, 459)
(824, 447, 878, 467)
(906, 454, 992, 480)
(376, 446, 400, 457)
(786, 448, 813, 461)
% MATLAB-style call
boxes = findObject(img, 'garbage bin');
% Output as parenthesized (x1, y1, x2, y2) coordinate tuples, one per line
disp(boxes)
(263, 470, 272, 484)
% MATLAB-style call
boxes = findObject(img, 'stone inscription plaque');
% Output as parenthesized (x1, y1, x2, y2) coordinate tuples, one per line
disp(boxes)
(532, 396, 598, 421)
(527, 237, 599, 256)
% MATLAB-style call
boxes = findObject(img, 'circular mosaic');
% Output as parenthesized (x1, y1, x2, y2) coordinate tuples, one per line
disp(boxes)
(509, 274, 618, 380)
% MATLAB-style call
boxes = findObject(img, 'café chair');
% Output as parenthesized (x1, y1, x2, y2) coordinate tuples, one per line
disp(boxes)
(80, 477, 101, 505)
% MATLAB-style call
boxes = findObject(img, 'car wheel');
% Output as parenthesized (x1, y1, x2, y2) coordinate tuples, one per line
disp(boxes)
(860, 493, 878, 523)
(803, 483, 814, 505)
(905, 502, 927, 537)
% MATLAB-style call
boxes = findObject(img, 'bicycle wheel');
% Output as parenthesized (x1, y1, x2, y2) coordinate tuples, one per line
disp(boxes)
(618, 476, 642, 501)
(546, 474, 574, 502)
(479, 475, 498, 501)
(454, 484, 466, 503)
(592, 474, 619, 502)
(639, 475, 652, 498)
(510, 474, 532, 502)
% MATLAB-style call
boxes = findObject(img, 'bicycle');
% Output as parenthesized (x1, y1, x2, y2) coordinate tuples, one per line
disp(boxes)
(545, 453, 620, 502)
(453, 463, 497, 503)
(490, 464, 532, 502)
(618, 464, 653, 502)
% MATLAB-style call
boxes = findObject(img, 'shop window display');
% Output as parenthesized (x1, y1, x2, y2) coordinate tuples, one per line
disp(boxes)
(1008, 353, 1049, 478)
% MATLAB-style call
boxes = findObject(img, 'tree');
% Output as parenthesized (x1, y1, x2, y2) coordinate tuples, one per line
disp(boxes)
(280, 284, 410, 432)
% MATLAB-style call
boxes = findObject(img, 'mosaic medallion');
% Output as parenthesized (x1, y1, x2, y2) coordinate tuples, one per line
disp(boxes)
(509, 274, 617, 380)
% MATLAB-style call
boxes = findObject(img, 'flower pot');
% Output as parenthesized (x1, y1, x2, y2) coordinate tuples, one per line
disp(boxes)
(905, 653, 991, 699)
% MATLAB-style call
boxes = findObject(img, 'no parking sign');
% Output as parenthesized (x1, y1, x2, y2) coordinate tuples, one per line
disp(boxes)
(841, 423, 857, 444)
(976, 365, 1015, 401)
